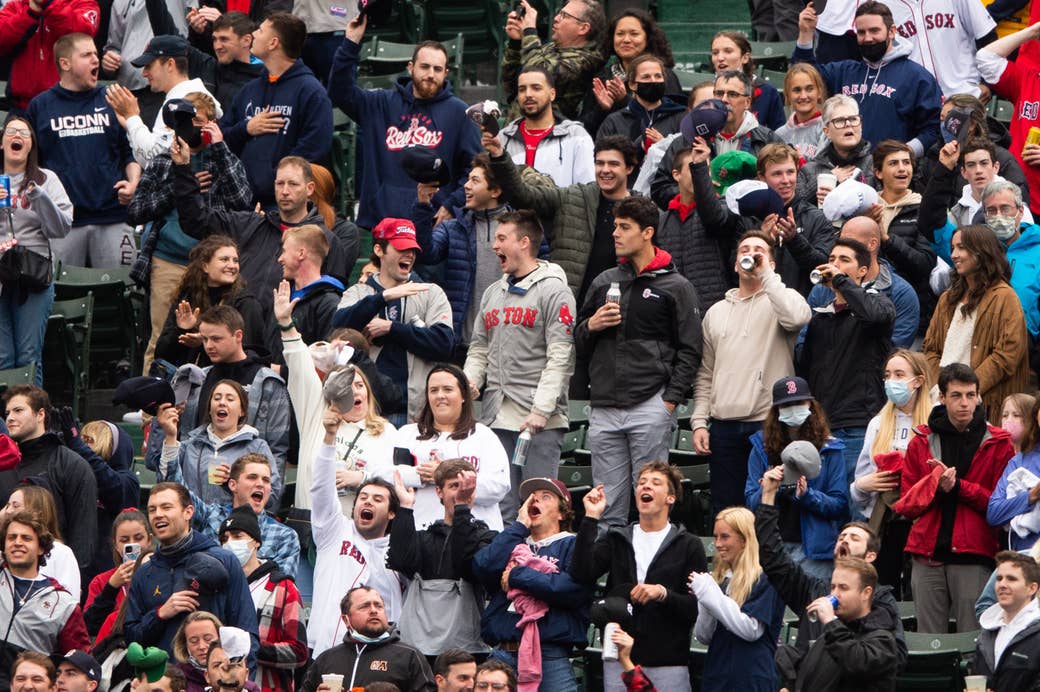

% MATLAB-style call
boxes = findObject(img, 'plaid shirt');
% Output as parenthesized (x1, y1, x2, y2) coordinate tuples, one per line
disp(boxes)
(126, 140, 253, 225)
(193, 502, 301, 579)
(249, 563, 308, 692)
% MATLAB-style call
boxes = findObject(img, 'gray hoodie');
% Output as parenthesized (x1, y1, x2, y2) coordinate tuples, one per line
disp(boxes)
(2, 169, 73, 258)
(464, 260, 576, 430)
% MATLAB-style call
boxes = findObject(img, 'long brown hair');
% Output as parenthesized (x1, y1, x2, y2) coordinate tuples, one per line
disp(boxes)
(1021, 395, 1040, 452)
(762, 400, 832, 465)
(947, 225, 1012, 317)
(174, 235, 245, 311)
(712, 30, 755, 78)
(1, 115, 46, 190)
(416, 364, 477, 440)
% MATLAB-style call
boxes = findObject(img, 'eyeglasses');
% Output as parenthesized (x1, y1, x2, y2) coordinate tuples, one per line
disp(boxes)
(985, 205, 1018, 216)
(556, 8, 586, 23)
(475, 684, 508, 691)
(713, 89, 748, 100)
(3, 127, 31, 138)
(826, 115, 861, 128)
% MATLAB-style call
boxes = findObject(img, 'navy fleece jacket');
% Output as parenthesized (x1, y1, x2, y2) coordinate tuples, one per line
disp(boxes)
(327, 37, 482, 229)
(221, 59, 333, 208)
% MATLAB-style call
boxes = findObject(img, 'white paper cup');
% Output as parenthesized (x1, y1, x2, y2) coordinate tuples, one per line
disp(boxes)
(322, 673, 345, 692)
(964, 675, 987, 692)
(817, 172, 837, 191)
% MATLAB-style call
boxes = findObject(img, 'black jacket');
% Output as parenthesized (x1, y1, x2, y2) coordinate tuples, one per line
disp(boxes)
(300, 629, 436, 692)
(795, 140, 876, 208)
(155, 288, 277, 367)
(574, 247, 702, 408)
(173, 163, 350, 305)
(880, 203, 936, 287)
(755, 503, 908, 658)
(650, 126, 782, 209)
(654, 161, 737, 313)
(215, 59, 264, 112)
(570, 517, 707, 667)
(787, 610, 904, 692)
(974, 616, 1040, 692)
(916, 135, 1029, 211)
(692, 161, 835, 297)
(386, 505, 489, 584)
(0, 433, 98, 568)
(292, 278, 344, 344)
(799, 275, 896, 429)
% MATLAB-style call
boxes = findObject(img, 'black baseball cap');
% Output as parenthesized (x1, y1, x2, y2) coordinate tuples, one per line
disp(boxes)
(131, 35, 190, 67)
(112, 376, 176, 416)
(771, 376, 813, 406)
(61, 650, 101, 682)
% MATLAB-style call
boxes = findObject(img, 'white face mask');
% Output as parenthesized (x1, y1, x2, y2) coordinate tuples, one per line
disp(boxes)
(224, 539, 254, 566)
(778, 403, 812, 427)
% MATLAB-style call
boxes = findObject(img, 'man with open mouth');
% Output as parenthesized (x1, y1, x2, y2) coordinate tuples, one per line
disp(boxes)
(570, 461, 708, 692)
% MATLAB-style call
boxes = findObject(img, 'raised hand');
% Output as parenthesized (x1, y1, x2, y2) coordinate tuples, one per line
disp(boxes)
(583, 484, 606, 519)
(393, 469, 416, 508)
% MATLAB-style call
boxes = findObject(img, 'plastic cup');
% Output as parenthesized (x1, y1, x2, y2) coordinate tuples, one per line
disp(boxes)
(964, 675, 987, 692)
(817, 172, 837, 191)
(322, 673, 345, 692)
(208, 456, 224, 485)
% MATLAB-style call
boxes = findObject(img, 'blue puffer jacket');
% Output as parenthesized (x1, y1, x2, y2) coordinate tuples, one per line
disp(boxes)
(745, 430, 849, 560)
(411, 202, 549, 347)
(471, 521, 591, 648)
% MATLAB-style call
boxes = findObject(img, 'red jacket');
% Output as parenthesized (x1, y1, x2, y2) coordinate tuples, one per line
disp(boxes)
(894, 423, 1014, 559)
(0, 0, 99, 109)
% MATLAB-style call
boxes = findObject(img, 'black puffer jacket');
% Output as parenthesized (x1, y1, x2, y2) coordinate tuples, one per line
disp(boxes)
(570, 517, 707, 668)
(301, 629, 435, 692)
(787, 607, 904, 692)
(291, 277, 345, 344)
(880, 199, 936, 287)
(655, 161, 736, 312)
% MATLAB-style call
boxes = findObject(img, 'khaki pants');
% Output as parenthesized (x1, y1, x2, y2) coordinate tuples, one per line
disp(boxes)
(143, 257, 187, 376)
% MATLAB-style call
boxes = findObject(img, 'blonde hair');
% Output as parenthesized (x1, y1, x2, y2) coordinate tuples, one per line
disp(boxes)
(15, 485, 63, 542)
(82, 421, 115, 460)
(172, 611, 223, 662)
(870, 350, 933, 458)
(712, 507, 763, 606)
(284, 224, 329, 261)
(184, 91, 216, 121)
(782, 63, 827, 107)
(1002, 393, 1036, 422)
(353, 366, 388, 437)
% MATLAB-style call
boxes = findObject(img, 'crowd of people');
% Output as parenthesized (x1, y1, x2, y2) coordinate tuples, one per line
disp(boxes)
(4, 0, 1040, 689)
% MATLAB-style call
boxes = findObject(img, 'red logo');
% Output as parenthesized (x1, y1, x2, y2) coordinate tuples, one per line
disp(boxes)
(558, 304, 573, 328)
(786, 381, 797, 394)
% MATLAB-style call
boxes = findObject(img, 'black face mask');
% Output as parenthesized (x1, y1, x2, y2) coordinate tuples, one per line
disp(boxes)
(858, 40, 887, 63)
(635, 81, 666, 103)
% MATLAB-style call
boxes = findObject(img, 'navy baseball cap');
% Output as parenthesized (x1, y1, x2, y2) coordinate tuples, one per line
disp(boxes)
(131, 35, 190, 67)
(61, 650, 101, 682)
(772, 376, 813, 406)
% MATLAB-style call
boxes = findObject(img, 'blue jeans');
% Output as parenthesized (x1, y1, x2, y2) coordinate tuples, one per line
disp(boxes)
(491, 645, 576, 692)
(831, 426, 866, 488)
(707, 419, 762, 517)
(0, 282, 53, 385)
(784, 541, 834, 582)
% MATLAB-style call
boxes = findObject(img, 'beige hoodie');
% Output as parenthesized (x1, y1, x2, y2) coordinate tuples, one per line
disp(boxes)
(692, 269, 811, 428)
(880, 190, 922, 235)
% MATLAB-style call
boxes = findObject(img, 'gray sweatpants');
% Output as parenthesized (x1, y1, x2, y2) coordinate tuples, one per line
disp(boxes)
(588, 393, 675, 530)
(910, 560, 990, 633)
(495, 427, 564, 523)
(50, 222, 136, 268)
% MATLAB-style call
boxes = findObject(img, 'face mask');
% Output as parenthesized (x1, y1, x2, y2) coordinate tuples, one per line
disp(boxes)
(1003, 418, 1025, 442)
(988, 215, 1019, 241)
(884, 378, 915, 407)
(349, 628, 392, 644)
(635, 81, 666, 103)
(224, 539, 253, 566)
(188, 654, 206, 671)
(858, 41, 887, 63)
(778, 403, 811, 427)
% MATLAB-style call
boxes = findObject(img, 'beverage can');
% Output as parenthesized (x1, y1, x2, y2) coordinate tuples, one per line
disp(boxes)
(0, 174, 10, 209)
(512, 430, 532, 467)
(810, 269, 824, 284)
(601, 622, 620, 661)
(605, 281, 621, 305)
(739, 255, 756, 271)
(1026, 127, 1040, 149)
(807, 594, 840, 622)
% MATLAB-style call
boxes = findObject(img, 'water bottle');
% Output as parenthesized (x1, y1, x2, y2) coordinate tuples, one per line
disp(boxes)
(605, 282, 621, 305)
(512, 430, 532, 467)
(601, 622, 620, 661)
(739, 255, 756, 271)
(810, 269, 825, 285)
(409, 314, 426, 328)
(807, 594, 840, 623)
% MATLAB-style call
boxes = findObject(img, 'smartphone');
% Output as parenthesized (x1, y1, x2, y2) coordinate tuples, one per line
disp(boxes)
(393, 447, 416, 466)
(123, 542, 142, 563)
(201, 129, 212, 147)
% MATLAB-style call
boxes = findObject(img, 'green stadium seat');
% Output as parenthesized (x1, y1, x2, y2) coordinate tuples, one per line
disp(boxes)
(55, 265, 139, 381)
(750, 40, 795, 70)
(43, 294, 94, 418)
(0, 362, 37, 392)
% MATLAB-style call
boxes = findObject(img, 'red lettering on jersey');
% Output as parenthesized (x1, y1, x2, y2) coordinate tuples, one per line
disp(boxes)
(484, 309, 500, 330)
(522, 308, 538, 328)
(340, 540, 352, 555)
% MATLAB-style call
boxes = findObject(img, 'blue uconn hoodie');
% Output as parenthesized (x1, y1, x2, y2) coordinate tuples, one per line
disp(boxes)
(792, 36, 942, 157)
(221, 59, 333, 208)
(328, 38, 483, 229)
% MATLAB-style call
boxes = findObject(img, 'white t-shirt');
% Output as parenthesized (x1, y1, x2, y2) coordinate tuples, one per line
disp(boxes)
(632, 525, 670, 583)
(41, 540, 80, 603)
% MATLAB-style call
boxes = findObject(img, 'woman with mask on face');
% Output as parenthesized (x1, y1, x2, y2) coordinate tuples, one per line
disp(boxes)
(988, 397, 1040, 552)
(218, 505, 307, 692)
(689, 507, 785, 692)
(851, 350, 934, 599)
(745, 377, 849, 580)
(1000, 394, 1036, 454)
(0, 115, 73, 385)
(172, 611, 260, 692)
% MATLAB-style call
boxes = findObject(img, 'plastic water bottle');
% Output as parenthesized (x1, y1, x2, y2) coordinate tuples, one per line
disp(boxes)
(601, 622, 620, 661)
(807, 594, 839, 622)
(512, 430, 532, 467)
(605, 282, 621, 305)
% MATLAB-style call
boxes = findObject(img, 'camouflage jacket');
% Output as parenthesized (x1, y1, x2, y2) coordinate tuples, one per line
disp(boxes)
(503, 31, 604, 120)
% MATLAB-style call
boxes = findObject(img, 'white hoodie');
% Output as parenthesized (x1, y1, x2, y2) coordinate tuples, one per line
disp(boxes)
(124, 77, 223, 167)
(979, 597, 1040, 668)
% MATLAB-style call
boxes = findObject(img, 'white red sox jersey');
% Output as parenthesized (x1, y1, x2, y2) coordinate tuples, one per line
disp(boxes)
(883, 0, 995, 96)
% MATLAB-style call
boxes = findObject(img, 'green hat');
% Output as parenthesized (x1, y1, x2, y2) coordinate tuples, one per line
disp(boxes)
(126, 642, 168, 683)
(710, 151, 758, 195)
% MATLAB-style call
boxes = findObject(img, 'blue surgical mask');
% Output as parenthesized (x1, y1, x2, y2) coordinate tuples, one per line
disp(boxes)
(778, 403, 811, 427)
(350, 628, 392, 644)
(224, 539, 254, 566)
(884, 378, 915, 407)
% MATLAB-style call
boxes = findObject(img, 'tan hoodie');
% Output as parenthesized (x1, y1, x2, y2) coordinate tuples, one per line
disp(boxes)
(692, 269, 811, 428)
(880, 190, 922, 235)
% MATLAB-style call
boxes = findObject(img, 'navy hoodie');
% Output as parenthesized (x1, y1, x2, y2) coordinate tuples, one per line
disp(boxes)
(221, 59, 333, 208)
(327, 37, 483, 229)
(792, 36, 942, 156)
(27, 84, 135, 226)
